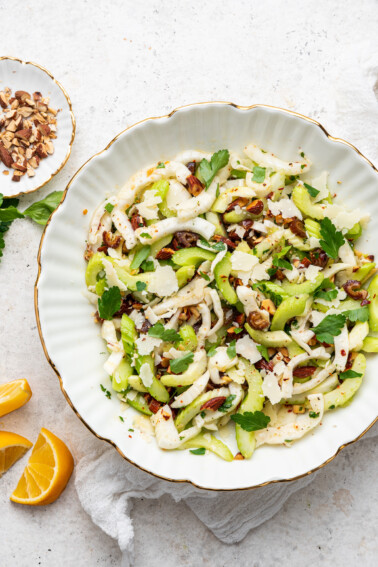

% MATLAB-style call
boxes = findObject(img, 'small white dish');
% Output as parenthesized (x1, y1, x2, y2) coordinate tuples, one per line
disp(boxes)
(0, 57, 75, 197)
(35, 102, 378, 490)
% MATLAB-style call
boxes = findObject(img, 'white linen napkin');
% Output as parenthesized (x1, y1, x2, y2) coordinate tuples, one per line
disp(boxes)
(72, 39, 378, 567)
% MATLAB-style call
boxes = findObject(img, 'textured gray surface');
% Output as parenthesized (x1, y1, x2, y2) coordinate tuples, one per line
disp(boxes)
(1, 0, 378, 565)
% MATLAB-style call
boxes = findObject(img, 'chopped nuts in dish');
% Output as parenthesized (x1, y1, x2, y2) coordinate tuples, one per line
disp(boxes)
(0, 87, 59, 182)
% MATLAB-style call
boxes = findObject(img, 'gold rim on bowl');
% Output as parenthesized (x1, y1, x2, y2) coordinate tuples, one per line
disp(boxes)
(0, 56, 76, 198)
(34, 101, 378, 491)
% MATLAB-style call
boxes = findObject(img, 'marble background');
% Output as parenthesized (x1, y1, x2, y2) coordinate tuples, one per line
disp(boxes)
(1, 1, 378, 565)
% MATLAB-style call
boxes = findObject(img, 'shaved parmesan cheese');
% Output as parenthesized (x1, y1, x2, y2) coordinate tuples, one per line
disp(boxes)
(235, 335, 262, 364)
(104, 350, 124, 376)
(325, 204, 370, 231)
(251, 221, 268, 234)
(147, 264, 178, 297)
(231, 251, 259, 272)
(251, 257, 273, 281)
(129, 309, 145, 330)
(139, 362, 154, 388)
(145, 306, 159, 325)
(209, 347, 238, 384)
(211, 248, 227, 273)
(304, 264, 322, 281)
(135, 335, 162, 355)
(338, 241, 356, 266)
(309, 171, 329, 203)
(268, 198, 303, 220)
(262, 373, 282, 404)
(137, 189, 162, 220)
(227, 224, 246, 238)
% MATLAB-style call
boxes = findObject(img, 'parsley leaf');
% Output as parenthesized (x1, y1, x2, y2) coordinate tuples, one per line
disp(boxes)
(199, 238, 226, 252)
(0, 206, 24, 222)
(312, 313, 346, 344)
(156, 162, 165, 169)
(252, 166, 266, 183)
(314, 288, 338, 302)
(23, 191, 64, 225)
(189, 447, 206, 455)
(343, 307, 369, 322)
(207, 346, 218, 357)
(198, 271, 210, 281)
(105, 203, 115, 214)
(148, 322, 182, 342)
(304, 182, 320, 198)
(130, 245, 151, 270)
(199, 149, 230, 189)
(98, 286, 122, 320)
(100, 384, 112, 399)
(227, 339, 236, 358)
(119, 416, 124, 422)
(141, 259, 155, 272)
(218, 394, 236, 412)
(140, 232, 152, 239)
(257, 344, 270, 362)
(319, 218, 345, 259)
(231, 411, 271, 431)
(170, 352, 194, 373)
(272, 245, 292, 271)
(136, 281, 146, 291)
(339, 370, 363, 380)
(0, 195, 20, 262)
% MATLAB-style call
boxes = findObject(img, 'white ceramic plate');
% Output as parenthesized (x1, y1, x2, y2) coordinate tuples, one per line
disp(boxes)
(35, 103, 378, 490)
(0, 57, 75, 197)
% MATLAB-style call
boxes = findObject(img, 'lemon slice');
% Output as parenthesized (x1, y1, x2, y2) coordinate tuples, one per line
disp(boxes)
(0, 379, 32, 417)
(0, 431, 33, 477)
(10, 428, 74, 506)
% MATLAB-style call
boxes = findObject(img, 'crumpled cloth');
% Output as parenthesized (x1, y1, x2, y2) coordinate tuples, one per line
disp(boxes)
(72, 15, 378, 567)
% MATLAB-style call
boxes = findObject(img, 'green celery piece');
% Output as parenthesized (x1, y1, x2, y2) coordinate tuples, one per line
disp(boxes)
(128, 374, 148, 392)
(151, 179, 175, 218)
(85, 252, 106, 287)
(324, 353, 366, 410)
(175, 390, 224, 432)
(235, 360, 264, 459)
(362, 336, 378, 353)
(172, 247, 216, 267)
(245, 324, 292, 347)
(292, 185, 326, 219)
(253, 231, 284, 259)
(135, 355, 170, 403)
(176, 324, 198, 351)
(270, 294, 309, 331)
(95, 278, 106, 296)
(121, 314, 137, 355)
(223, 210, 252, 223)
(304, 218, 321, 239)
(179, 433, 233, 461)
(176, 265, 196, 287)
(353, 262, 376, 283)
(368, 273, 378, 332)
(112, 261, 150, 291)
(161, 353, 208, 387)
(287, 341, 305, 358)
(111, 359, 133, 392)
(213, 252, 238, 304)
(345, 222, 362, 241)
(281, 273, 323, 296)
(150, 235, 173, 257)
(205, 211, 227, 236)
(126, 392, 153, 416)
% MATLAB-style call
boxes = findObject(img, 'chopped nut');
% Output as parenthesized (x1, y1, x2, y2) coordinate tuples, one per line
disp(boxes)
(245, 199, 264, 215)
(186, 174, 204, 196)
(247, 311, 270, 330)
(261, 298, 276, 314)
(200, 397, 227, 411)
(155, 247, 175, 260)
(234, 452, 245, 460)
(293, 366, 317, 378)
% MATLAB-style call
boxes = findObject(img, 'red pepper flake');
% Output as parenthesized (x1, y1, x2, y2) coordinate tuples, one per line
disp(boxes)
(341, 349, 346, 356)
(128, 435, 132, 438)
(83, 209, 88, 215)
(361, 299, 371, 306)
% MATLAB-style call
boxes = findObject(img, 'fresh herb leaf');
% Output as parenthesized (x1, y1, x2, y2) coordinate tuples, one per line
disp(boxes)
(156, 162, 165, 169)
(140, 232, 152, 239)
(272, 245, 292, 271)
(227, 339, 236, 358)
(128, 428, 134, 432)
(312, 313, 346, 344)
(230, 169, 247, 179)
(136, 280, 147, 291)
(200, 411, 206, 418)
(105, 203, 115, 214)
(234, 327, 243, 334)
(314, 288, 338, 302)
(148, 322, 182, 342)
(0, 195, 20, 262)
(130, 245, 151, 270)
(339, 369, 363, 380)
(198, 271, 210, 281)
(257, 344, 270, 362)
(189, 447, 206, 455)
(119, 416, 124, 422)
(267, 267, 278, 278)
(343, 307, 369, 322)
(207, 346, 218, 357)
(0, 206, 24, 222)
(252, 166, 266, 183)
(98, 286, 122, 320)
(300, 151, 305, 158)
(218, 394, 236, 412)
(309, 411, 320, 418)
(199, 238, 226, 252)
(304, 182, 320, 198)
(231, 411, 271, 431)
(100, 384, 111, 399)
(199, 149, 230, 189)
(170, 351, 194, 373)
(141, 259, 155, 272)
(23, 191, 64, 225)
(319, 218, 345, 259)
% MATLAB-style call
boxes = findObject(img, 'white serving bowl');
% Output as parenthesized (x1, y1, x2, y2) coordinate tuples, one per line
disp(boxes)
(35, 102, 378, 490)
(0, 57, 75, 197)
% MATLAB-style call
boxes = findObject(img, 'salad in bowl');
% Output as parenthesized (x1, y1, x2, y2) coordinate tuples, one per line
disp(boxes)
(84, 142, 378, 461)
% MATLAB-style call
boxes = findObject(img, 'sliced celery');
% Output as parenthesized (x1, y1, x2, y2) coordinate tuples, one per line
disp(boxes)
(127, 393, 153, 416)
(235, 360, 264, 459)
(85, 252, 106, 287)
(111, 359, 133, 392)
(205, 211, 226, 236)
(353, 262, 376, 283)
(121, 314, 137, 355)
(176, 265, 196, 287)
(292, 185, 325, 219)
(304, 218, 321, 239)
(135, 355, 170, 403)
(214, 252, 238, 304)
(362, 336, 378, 353)
(211, 187, 256, 213)
(270, 294, 309, 331)
(177, 324, 198, 351)
(368, 273, 378, 332)
(179, 433, 233, 461)
(172, 247, 216, 267)
(324, 353, 366, 410)
(245, 324, 292, 347)
(281, 273, 323, 296)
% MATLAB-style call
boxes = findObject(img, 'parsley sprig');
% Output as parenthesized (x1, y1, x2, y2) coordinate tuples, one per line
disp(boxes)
(231, 411, 271, 431)
(98, 286, 122, 320)
(312, 313, 345, 344)
(319, 218, 345, 259)
(199, 149, 230, 189)
(272, 245, 292, 271)
(170, 352, 194, 374)
(148, 322, 182, 342)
